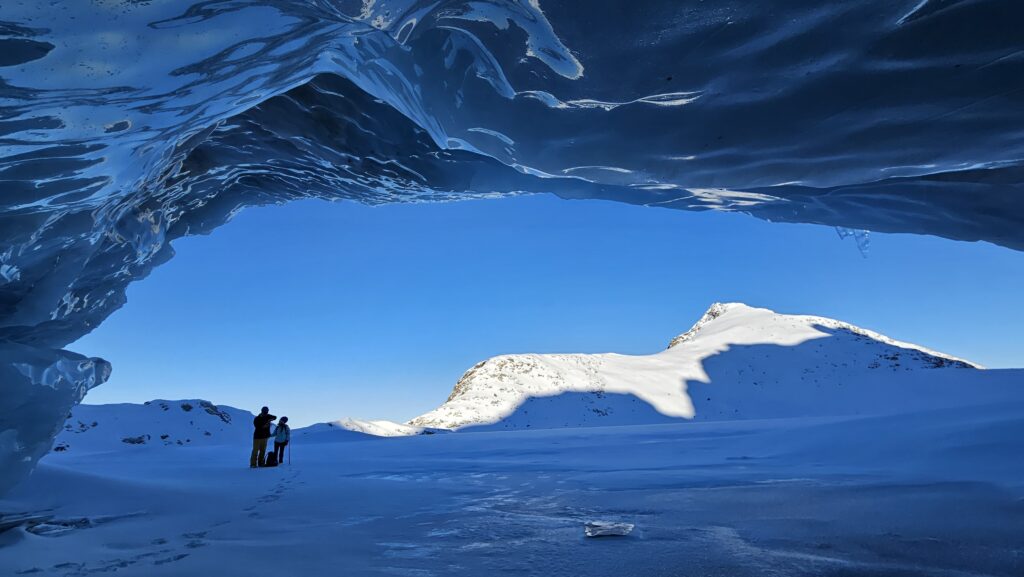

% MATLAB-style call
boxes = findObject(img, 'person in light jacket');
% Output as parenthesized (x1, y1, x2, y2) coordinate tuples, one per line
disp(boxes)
(273, 416, 290, 465)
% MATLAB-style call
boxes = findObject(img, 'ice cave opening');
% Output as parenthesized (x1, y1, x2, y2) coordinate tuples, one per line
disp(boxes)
(3, 0, 1024, 506)
(29, 191, 1024, 450)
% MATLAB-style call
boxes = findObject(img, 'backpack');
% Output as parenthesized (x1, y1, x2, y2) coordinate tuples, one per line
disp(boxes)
(264, 451, 278, 467)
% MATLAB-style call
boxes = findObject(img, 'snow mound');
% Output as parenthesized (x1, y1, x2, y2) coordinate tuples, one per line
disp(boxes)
(409, 303, 1011, 431)
(50, 400, 253, 456)
(50, 401, 438, 458)
(306, 419, 426, 438)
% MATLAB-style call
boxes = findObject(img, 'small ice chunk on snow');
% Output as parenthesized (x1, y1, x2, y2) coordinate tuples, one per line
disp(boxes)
(584, 521, 634, 537)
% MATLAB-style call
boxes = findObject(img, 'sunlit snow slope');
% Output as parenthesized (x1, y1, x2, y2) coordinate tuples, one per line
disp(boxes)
(294, 419, 428, 441)
(410, 303, 1019, 430)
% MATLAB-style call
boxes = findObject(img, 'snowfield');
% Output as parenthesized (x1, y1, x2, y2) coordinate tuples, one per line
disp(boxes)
(1, 303, 1022, 576)
(2, 405, 1023, 576)
(48, 401, 432, 457)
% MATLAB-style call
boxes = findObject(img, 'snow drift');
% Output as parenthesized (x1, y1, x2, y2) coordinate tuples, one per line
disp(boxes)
(410, 303, 1020, 430)
(49, 400, 253, 456)
(292, 419, 429, 443)
(48, 400, 435, 456)
(2, 0, 1024, 492)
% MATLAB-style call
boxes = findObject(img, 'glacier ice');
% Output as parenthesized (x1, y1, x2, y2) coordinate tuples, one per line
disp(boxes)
(0, 342, 110, 494)
(1, 0, 1023, 493)
(584, 521, 635, 538)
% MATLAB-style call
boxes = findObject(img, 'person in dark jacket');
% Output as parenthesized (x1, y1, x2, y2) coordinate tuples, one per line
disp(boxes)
(250, 406, 276, 468)
(273, 416, 290, 466)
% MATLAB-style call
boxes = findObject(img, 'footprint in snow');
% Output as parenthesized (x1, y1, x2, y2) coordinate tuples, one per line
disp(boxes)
(181, 530, 209, 549)
(152, 553, 189, 566)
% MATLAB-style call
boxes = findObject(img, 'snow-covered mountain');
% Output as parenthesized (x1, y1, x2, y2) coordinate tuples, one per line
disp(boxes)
(50, 304, 1021, 445)
(409, 303, 1017, 431)
(51, 400, 254, 455)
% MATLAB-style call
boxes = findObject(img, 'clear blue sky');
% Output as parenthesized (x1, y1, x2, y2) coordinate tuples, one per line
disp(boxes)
(73, 195, 1024, 426)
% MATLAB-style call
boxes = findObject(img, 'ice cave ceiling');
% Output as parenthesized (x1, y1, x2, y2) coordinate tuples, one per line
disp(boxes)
(1, 0, 1023, 493)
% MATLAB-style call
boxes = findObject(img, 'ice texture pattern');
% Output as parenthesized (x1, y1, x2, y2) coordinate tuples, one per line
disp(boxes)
(1, 0, 1023, 493)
